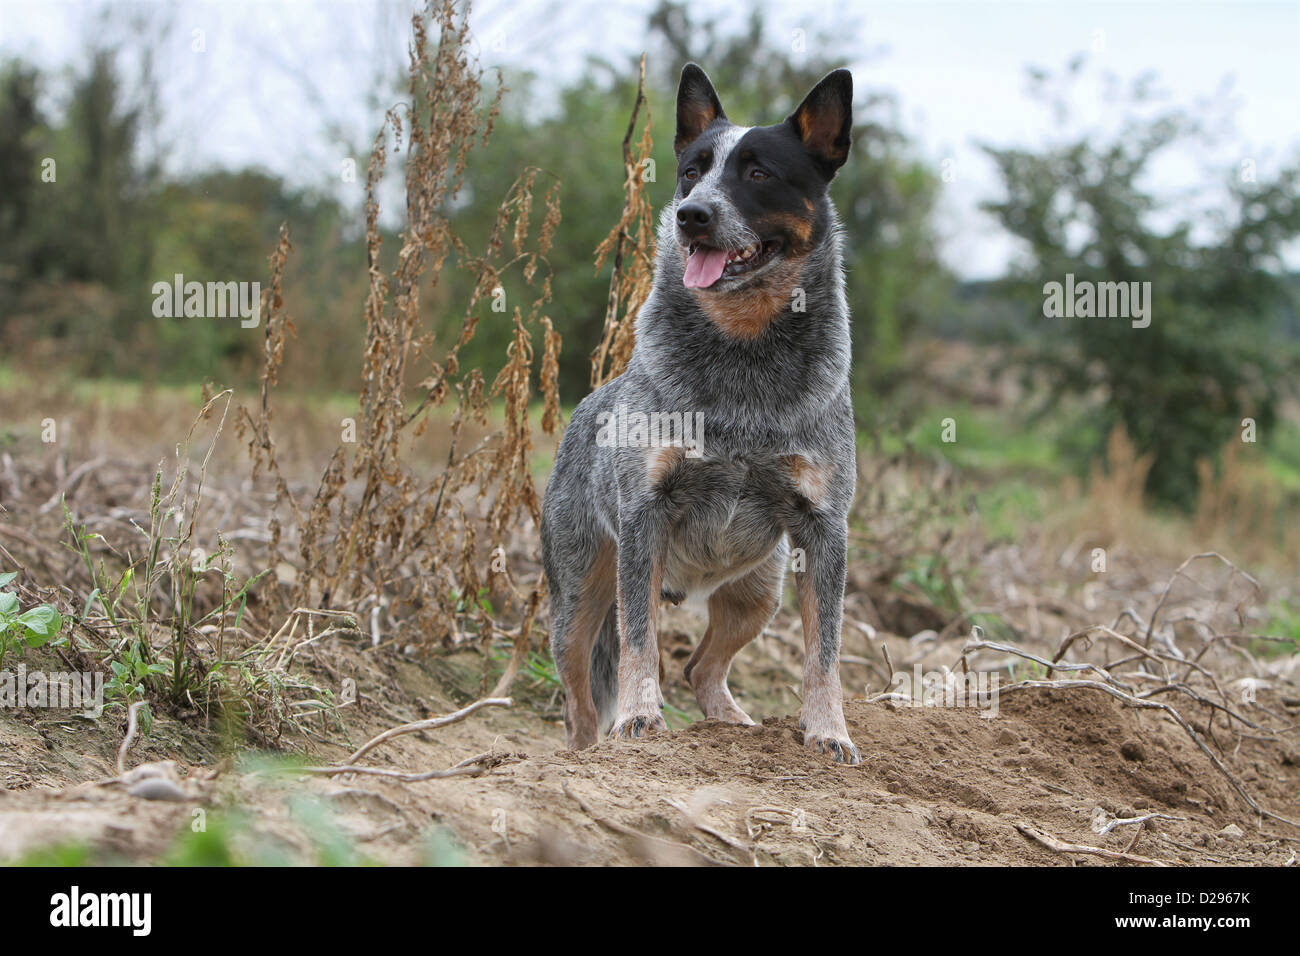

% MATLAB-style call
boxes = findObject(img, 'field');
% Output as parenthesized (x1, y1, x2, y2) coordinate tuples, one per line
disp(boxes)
(1, 363, 1297, 867)
(1, 0, 1297, 870)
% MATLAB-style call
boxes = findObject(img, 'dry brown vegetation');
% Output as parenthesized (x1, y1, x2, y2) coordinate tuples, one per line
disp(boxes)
(0, 0, 1296, 866)
(238, 0, 563, 692)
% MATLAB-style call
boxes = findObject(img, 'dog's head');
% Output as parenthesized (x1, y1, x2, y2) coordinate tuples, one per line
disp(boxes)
(672, 64, 852, 298)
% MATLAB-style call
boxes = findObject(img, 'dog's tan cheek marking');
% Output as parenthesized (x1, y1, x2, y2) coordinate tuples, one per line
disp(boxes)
(781, 213, 814, 251)
(756, 211, 816, 257)
(698, 262, 805, 340)
(786, 454, 831, 508)
(700, 289, 783, 340)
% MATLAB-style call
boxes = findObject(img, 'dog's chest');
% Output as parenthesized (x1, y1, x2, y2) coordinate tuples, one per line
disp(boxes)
(653, 450, 820, 600)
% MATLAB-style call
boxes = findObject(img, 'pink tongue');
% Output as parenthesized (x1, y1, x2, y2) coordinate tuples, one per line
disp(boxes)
(683, 247, 729, 289)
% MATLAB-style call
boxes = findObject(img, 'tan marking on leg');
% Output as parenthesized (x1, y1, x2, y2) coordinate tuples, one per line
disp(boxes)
(785, 454, 832, 509)
(795, 570, 857, 763)
(646, 444, 687, 487)
(555, 539, 616, 749)
(686, 561, 782, 724)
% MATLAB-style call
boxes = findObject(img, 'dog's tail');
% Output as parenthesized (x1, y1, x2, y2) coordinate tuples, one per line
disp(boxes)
(590, 606, 620, 735)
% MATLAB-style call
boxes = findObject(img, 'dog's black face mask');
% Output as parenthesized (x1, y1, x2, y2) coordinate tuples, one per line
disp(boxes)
(672, 64, 853, 293)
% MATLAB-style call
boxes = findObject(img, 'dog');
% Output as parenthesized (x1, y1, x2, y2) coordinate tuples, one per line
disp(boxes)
(540, 63, 860, 763)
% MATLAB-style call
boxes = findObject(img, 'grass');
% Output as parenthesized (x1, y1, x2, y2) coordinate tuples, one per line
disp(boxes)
(1258, 601, 1300, 658)
(872, 401, 1069, 477)
(1259, 417, 1300, 492)
(972, 479, 1047, 543)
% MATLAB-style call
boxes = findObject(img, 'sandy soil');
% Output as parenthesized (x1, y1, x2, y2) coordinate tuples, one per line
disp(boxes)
(2, 638, 1296, 867)
(0, 375, 1296, 866)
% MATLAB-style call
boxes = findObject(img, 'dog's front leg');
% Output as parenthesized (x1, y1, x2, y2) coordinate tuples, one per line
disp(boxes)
(791, 513, 860, 764)
(611, 502, 669, 739)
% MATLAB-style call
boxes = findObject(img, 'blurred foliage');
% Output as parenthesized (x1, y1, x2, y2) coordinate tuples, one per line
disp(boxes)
(980, 60, 1300, 509)
(0, 52, 362, 386)
(0, 0, 950, 412)
(2, 4, 1299, 513)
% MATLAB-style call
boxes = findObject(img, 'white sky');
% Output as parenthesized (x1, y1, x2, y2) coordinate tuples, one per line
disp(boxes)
(2, 0, 1298, 278)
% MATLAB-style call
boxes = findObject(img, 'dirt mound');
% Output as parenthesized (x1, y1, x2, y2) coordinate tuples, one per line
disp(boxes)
(414, 689, 1293, 866)
(5, 672, 1294, 866)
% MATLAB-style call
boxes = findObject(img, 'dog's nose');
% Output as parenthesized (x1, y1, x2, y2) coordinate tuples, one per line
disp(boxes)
(676, 201, 713, 237)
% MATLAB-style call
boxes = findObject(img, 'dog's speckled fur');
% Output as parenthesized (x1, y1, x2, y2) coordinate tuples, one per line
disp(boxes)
(541, 64, 860, 763)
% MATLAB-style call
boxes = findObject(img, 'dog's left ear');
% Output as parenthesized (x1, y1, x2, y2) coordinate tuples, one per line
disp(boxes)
(787, 69, 853, 177)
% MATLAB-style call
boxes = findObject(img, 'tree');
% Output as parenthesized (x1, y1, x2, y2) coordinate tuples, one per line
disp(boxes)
(981, 62, 1300, 508)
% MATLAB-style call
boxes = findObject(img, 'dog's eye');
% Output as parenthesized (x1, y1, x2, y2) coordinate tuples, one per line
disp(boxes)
(749, 168, 769, 182)
(683, 168, 699, 181)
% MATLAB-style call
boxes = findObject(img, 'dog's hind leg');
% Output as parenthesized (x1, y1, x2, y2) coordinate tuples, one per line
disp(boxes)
(685, 548, 784, 725)
(549, 538, 617, 750)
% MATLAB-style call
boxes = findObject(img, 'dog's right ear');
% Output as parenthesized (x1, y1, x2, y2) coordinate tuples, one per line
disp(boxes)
(675, 63, 726, 155)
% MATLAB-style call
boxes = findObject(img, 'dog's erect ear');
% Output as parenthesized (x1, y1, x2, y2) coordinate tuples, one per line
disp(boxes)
(675, 63, 726, 155)
(787, 69, 853, 177)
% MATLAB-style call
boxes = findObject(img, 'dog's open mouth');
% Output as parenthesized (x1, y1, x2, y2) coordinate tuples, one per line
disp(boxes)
(683, 239, 783, 289)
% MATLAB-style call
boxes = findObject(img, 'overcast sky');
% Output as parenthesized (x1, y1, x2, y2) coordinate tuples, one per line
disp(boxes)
(2, 0, 1298, 278)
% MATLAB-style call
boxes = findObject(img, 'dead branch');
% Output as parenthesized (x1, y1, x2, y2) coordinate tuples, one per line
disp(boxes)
(1095, 811, 1183, 836)
(296, 750, 516, 782)
(1016, 821, 1173, 866)
(344, 696, 512, 765)
(116, 701, 148, 775)
(1144, 552, 1260, 648)
(997, 679, 1299, 829)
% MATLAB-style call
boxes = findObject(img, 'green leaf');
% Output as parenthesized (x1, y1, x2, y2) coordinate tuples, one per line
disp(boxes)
(0, 571, 17, 588)
(17, 605, 61, 645)
(0, 592, 18, 616)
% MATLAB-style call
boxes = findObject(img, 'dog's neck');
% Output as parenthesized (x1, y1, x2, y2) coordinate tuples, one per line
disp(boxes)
(626, 214, 851, 445)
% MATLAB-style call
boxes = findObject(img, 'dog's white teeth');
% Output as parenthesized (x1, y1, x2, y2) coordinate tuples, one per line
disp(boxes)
(721, 243, 764, 270)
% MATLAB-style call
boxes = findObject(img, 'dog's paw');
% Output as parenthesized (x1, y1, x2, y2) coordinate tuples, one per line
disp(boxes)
(610, 712, 667, 739)
(800, 722, 861, 764)
(688, 672, 755, 726)
(707, 705, 756, 726)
